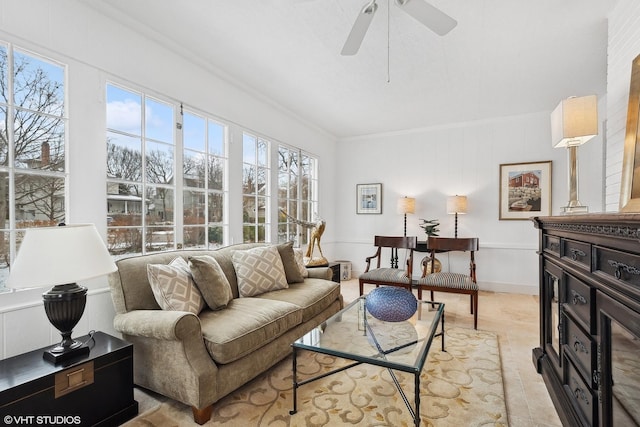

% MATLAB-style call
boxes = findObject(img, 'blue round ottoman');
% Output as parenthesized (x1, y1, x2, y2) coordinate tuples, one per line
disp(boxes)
(365, 287, 417, 322)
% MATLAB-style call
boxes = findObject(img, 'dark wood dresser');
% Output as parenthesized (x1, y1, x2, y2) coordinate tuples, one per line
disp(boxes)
(0, 331, 138, 426)
(533, 214, 640, 427)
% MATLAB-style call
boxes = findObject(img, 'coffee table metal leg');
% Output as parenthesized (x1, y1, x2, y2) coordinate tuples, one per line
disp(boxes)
(290, 347, 298, 415)
(415, 372, 420, 427)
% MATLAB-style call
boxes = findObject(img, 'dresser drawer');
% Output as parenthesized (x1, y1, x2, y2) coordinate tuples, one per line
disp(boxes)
(563, 313, 596, 388)
(594, 245, 640, 290)
(564, 274, 595, 333)
(562, 238, 591, 271)
(543, 235, 561, 257)
(564, 355, 596, 427)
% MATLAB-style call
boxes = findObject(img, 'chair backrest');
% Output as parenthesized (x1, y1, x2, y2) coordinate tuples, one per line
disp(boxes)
(374, 235, 417, 249)
(427, 236, 478, 252)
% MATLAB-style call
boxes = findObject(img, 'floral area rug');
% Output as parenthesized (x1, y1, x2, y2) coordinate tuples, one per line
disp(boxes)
(123, 327, 508, 426)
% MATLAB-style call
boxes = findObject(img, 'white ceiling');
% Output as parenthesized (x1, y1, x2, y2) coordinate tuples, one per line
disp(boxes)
(89, 0, 615, 139)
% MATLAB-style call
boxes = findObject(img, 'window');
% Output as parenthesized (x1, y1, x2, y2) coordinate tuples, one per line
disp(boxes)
(182, 110, 227, 248)
(106, 84, 175, 256)
(277, 146, 318, 245)
(0, 44, 67, 290)
(242, 132, 269, 243)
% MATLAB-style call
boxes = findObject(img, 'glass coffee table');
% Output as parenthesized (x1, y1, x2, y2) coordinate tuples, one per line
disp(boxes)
(290, 296, 445, 427)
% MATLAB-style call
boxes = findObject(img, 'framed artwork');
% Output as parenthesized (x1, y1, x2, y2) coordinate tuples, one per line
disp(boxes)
(499, 161, 552, 220)
(620, 54, 640, 212)
(356, 183, 382, 214)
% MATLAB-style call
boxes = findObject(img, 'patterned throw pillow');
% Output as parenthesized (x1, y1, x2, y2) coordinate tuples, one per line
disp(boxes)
(147, 257, 205, 314)
(188, 255, 233, 310)
(293, 248, 309, 278)
(232, 246, 289, 297)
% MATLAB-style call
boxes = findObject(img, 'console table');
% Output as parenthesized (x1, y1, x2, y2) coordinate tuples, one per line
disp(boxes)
(0, 331, 138, 426)
(532, 214, 640, 426)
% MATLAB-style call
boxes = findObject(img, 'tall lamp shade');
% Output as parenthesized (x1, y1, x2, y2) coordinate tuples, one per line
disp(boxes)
(7, 224, 117, 363)
(551, 95, 598, 213)
(447, 195, 467, 238)
(397, 196, 415, 236)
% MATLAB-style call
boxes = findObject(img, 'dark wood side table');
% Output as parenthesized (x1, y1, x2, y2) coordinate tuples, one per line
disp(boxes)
(0, 331, 138, 427)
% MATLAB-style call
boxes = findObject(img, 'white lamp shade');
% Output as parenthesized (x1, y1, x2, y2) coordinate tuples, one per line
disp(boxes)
(551, 95, 598, 148)
(7, 224, 117, 289)
(447, 195, 467, 214)
(397, 197, 416, 214)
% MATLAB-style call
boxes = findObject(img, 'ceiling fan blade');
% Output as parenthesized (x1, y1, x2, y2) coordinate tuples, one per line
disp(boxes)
(341, 1, 378, 56)
(395, 0, 457, 36)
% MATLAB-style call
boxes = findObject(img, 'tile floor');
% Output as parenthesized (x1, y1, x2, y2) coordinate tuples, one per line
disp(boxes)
(349, 279, 562, 427)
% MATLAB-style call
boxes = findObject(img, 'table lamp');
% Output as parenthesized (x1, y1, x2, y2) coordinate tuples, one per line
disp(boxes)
(447, 195, 467, 238)
(551, 95, 598, 214)
(6, 224, 117, 364)
(397, 196, 416, 236)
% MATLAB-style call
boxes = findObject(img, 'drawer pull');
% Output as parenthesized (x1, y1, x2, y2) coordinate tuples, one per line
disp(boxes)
(548, 242, 559, 251)
(574, 387, 589, 405)
(569, 248, 586, 261)
(571, 290, 587, 305)
(573, 335, 588, 354)
(607, 260, 640, 279)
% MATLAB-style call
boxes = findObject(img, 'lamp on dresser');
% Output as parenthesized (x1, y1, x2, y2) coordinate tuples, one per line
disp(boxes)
(550, 94, 598, 214)
(446, 195, 467, 238)
(6, 223, 117, 364)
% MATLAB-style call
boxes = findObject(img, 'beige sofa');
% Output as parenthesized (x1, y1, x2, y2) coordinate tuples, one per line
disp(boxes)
(108, 243, 343, 424)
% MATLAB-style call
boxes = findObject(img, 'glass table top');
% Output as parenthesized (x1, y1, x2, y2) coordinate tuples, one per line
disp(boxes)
(293, 296, 444, 373)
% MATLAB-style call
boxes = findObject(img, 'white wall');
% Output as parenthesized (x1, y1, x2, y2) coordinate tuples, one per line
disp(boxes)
(334, 110, 605, 295)
(0, 0, 337, 358)
(605, 0, 640, 211)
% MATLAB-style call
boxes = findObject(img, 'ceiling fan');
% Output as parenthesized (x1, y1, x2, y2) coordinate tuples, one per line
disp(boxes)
(341, 0, 457, 55)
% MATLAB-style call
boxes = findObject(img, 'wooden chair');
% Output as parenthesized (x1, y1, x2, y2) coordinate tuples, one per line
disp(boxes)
(359, 236, 417, 295)
(415, 236, 479, 329)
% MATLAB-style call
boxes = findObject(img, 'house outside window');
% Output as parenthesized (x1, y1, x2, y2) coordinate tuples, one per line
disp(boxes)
(242, 132, 269, 243)
(0, 44, 67, 291)
(277, 145, 318, 246)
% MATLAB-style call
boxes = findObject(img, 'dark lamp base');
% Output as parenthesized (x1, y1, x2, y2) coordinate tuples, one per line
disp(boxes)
(43, 343, 90, 364)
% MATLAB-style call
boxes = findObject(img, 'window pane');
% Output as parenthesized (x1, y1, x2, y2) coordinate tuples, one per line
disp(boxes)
(257, 138, 268, 166)
(209, 121, 224, 156)
(184, 190, 205, 224)
(106, 85, 141, 135)
(208, 225, 223, 247)
(243, 225, 255, 243)
(208, 192, 223, 223)
(145, 98, 173, 143)
(0, 107, 7, 165)
(108, 227, 142, 255)
(107, 182, 143, 226)
(14, 50, 64, 117)
(0, 46, 7, 103)
(107, 132, 142, 181)
(243, 195, 256, 223)
(256, 196, 266, 224)
(257, 166, 267, 196)
(243, 165, 256, 194)
(184, 149, 205, 188)
(183, 112, 205, 151)
(14, 111, 64, 171)
(146, 226, 174, 252)
(208, 155, 224, 190)
(14, 174, 64, 226)
(243, 134, 256, 163)
(146, 186, 174, 225)
(184, 226, 205, 248)
(146, 140, 174, 184)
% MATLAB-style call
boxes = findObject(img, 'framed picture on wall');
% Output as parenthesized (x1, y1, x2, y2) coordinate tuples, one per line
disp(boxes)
(356, 183, 382, 214)
(499, 161, 552, 220)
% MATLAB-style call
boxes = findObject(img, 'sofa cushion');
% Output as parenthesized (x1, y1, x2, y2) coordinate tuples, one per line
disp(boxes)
(232, 246, 288, 297)
(277, 241, 304, 284)
(293, 248, 309, 278)
(199, 298, 302, 364)
(146, 257, 205, 314)
(188, 255, 234, 311)
(255, 278, 341, 322)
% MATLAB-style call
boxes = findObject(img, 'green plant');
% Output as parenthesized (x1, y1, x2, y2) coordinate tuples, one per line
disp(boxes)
(419, 219, 440, 236)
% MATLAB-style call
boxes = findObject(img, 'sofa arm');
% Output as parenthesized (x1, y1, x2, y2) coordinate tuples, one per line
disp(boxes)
(114, 309, 202, 341)
(307, 266, 332, 280)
